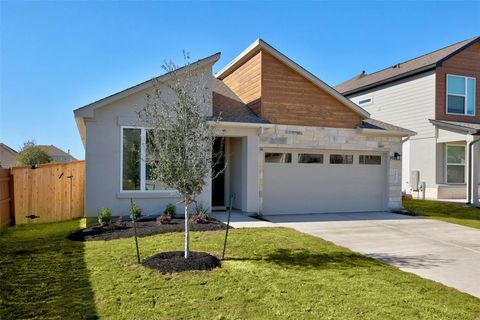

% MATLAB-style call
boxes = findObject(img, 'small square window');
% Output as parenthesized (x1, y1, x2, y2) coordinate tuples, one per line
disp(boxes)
(330, 154, 353, 164)
(298, 153, 323, 164)
(265, 153, 292, 163)
(359, 155, 382, 165)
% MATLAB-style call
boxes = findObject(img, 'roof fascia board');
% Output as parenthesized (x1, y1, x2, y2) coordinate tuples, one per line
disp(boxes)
(74, 53, 221, 118)
(343, 64, 436, 96)
(357, 127, 414, 137)
(216, 39, 370, 119)
(429, 119, 479, 135)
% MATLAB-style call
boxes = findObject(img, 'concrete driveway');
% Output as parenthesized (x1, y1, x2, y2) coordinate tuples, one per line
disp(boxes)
(267, 212, 480, 298)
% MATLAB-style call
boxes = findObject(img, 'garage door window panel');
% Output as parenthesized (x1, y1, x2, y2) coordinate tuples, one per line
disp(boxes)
(265, 153, 292, 163)
(330, 154, 353, 164)
(359, 155, 382, 165)
(298, 153, 323, 164)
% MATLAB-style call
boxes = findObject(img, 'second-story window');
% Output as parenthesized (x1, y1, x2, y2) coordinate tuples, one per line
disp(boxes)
(447, 75, 476, 116)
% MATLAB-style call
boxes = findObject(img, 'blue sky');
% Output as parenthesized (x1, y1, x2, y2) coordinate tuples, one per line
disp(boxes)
(1, 1, 479, 160)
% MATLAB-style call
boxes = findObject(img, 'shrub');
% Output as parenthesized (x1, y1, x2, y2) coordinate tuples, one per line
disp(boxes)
(190, 213, 209, 224)
(403, 203, 421, 216)
(156, 214, 172, 225)
(98, 208, 112, 226)
(190, 202, 210, 224)
(194, 202, 209, 216)
(130, 199, 142, 221)
(163, 203, 176, 218)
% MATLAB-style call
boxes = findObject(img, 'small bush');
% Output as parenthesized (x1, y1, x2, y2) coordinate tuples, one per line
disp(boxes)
(190, 213, 209, 224)
(164, 203, 176, 218)
(130, 199, 142, 221)
(156, 214, 172, 225)
(190, 202, 210, 224)
(98, 208, 112, 226)
(194, 202, 209, 216)
(403, 204, 421, 216)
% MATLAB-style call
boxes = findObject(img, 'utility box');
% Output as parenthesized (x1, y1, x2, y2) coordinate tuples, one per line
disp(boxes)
(410, 170, 420, 191)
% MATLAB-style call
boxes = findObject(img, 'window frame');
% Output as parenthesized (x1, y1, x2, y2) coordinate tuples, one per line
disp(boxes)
(120, 126, 175, 193)
(445, 144, 466, 184)
(446, 74, 476, 116)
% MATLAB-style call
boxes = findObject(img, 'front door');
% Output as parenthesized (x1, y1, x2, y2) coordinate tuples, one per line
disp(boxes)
(212, 138, 225, 208)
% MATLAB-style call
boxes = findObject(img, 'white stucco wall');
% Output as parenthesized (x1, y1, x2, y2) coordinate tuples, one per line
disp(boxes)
(83, 65, 213, 216)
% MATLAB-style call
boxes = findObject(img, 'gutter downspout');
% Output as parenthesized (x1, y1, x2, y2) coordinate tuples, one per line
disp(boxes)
(467, 135, 480, 205)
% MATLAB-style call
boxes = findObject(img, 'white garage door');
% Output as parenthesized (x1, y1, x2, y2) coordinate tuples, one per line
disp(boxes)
(262, 149, 387, 214)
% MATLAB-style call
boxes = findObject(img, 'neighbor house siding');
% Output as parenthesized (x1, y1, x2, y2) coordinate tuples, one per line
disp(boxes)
(260, 52, 363, 128)
(348, 71, 436, 139)
(436, 42, 480, 123)
(348, 71, 437, 192)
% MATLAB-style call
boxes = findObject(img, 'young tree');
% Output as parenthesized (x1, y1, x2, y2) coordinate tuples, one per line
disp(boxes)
(139, 54, 223, 259)
(16, 140, 52, 166)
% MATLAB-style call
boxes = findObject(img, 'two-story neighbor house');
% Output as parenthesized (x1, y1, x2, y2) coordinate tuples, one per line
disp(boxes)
(74, 39, 413, 217)
(336, 37, 480, 205)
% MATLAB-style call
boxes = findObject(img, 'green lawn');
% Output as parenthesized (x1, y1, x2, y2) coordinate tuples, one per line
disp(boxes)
(403, 199, 480, 230)
(1, 220, 479, 320)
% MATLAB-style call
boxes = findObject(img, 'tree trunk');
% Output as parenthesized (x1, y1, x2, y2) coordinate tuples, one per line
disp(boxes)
(184, 198, 190, 259)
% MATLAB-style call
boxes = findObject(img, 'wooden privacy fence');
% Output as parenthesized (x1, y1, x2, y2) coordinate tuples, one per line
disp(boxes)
(10, 161, 85, 225)
(0, 168, 13, 230)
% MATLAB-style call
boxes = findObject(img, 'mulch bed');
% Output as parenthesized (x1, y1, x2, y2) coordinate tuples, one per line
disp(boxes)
(68, 217, 229, 242)
(142, 251, 221, 274)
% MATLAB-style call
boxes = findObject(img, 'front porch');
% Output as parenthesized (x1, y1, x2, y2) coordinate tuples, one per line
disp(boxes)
(431, 119, 480, 206)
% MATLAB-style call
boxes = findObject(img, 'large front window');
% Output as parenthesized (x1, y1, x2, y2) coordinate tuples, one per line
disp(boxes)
(121, 127, 172, 192)
(447, 75, 476, 116)
(446, 145, 465, 184)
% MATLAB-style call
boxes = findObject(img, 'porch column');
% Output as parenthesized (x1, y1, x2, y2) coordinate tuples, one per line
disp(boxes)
(242, 134, 260, 213)
(470, 137, 480, 206)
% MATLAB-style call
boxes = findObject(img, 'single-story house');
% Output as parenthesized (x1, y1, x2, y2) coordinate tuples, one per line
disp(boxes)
(74, 39, 414, 216)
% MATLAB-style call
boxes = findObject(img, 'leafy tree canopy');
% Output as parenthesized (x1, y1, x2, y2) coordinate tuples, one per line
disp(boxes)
(16, 140, 52, 166)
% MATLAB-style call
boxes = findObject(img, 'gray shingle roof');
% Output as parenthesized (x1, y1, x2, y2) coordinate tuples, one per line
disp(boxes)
(336, 37, 480, 95)
(213, 78, 270, 124)
(359, 118, 416, 136)
(430, 119, 480, 134)
(38, 145, 77, 160)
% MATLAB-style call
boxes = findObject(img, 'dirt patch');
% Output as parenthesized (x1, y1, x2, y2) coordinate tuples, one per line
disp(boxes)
(142, 251, 221, 274)
(68, 218, 229, 242)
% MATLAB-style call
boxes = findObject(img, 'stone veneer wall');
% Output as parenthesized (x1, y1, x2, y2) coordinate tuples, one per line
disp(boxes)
(257, 124, 403, 211)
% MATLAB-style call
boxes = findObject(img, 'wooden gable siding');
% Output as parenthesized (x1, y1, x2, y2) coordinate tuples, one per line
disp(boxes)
(222, 51, 262, 116)
(260, 52, 363, 128)
(435, 42, 480, 123)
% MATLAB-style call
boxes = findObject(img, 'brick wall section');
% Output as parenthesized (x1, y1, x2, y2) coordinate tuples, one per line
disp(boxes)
(258, 124, 403, 210)
(261, 52, 364, 128)
(435, 42, 480, 123)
